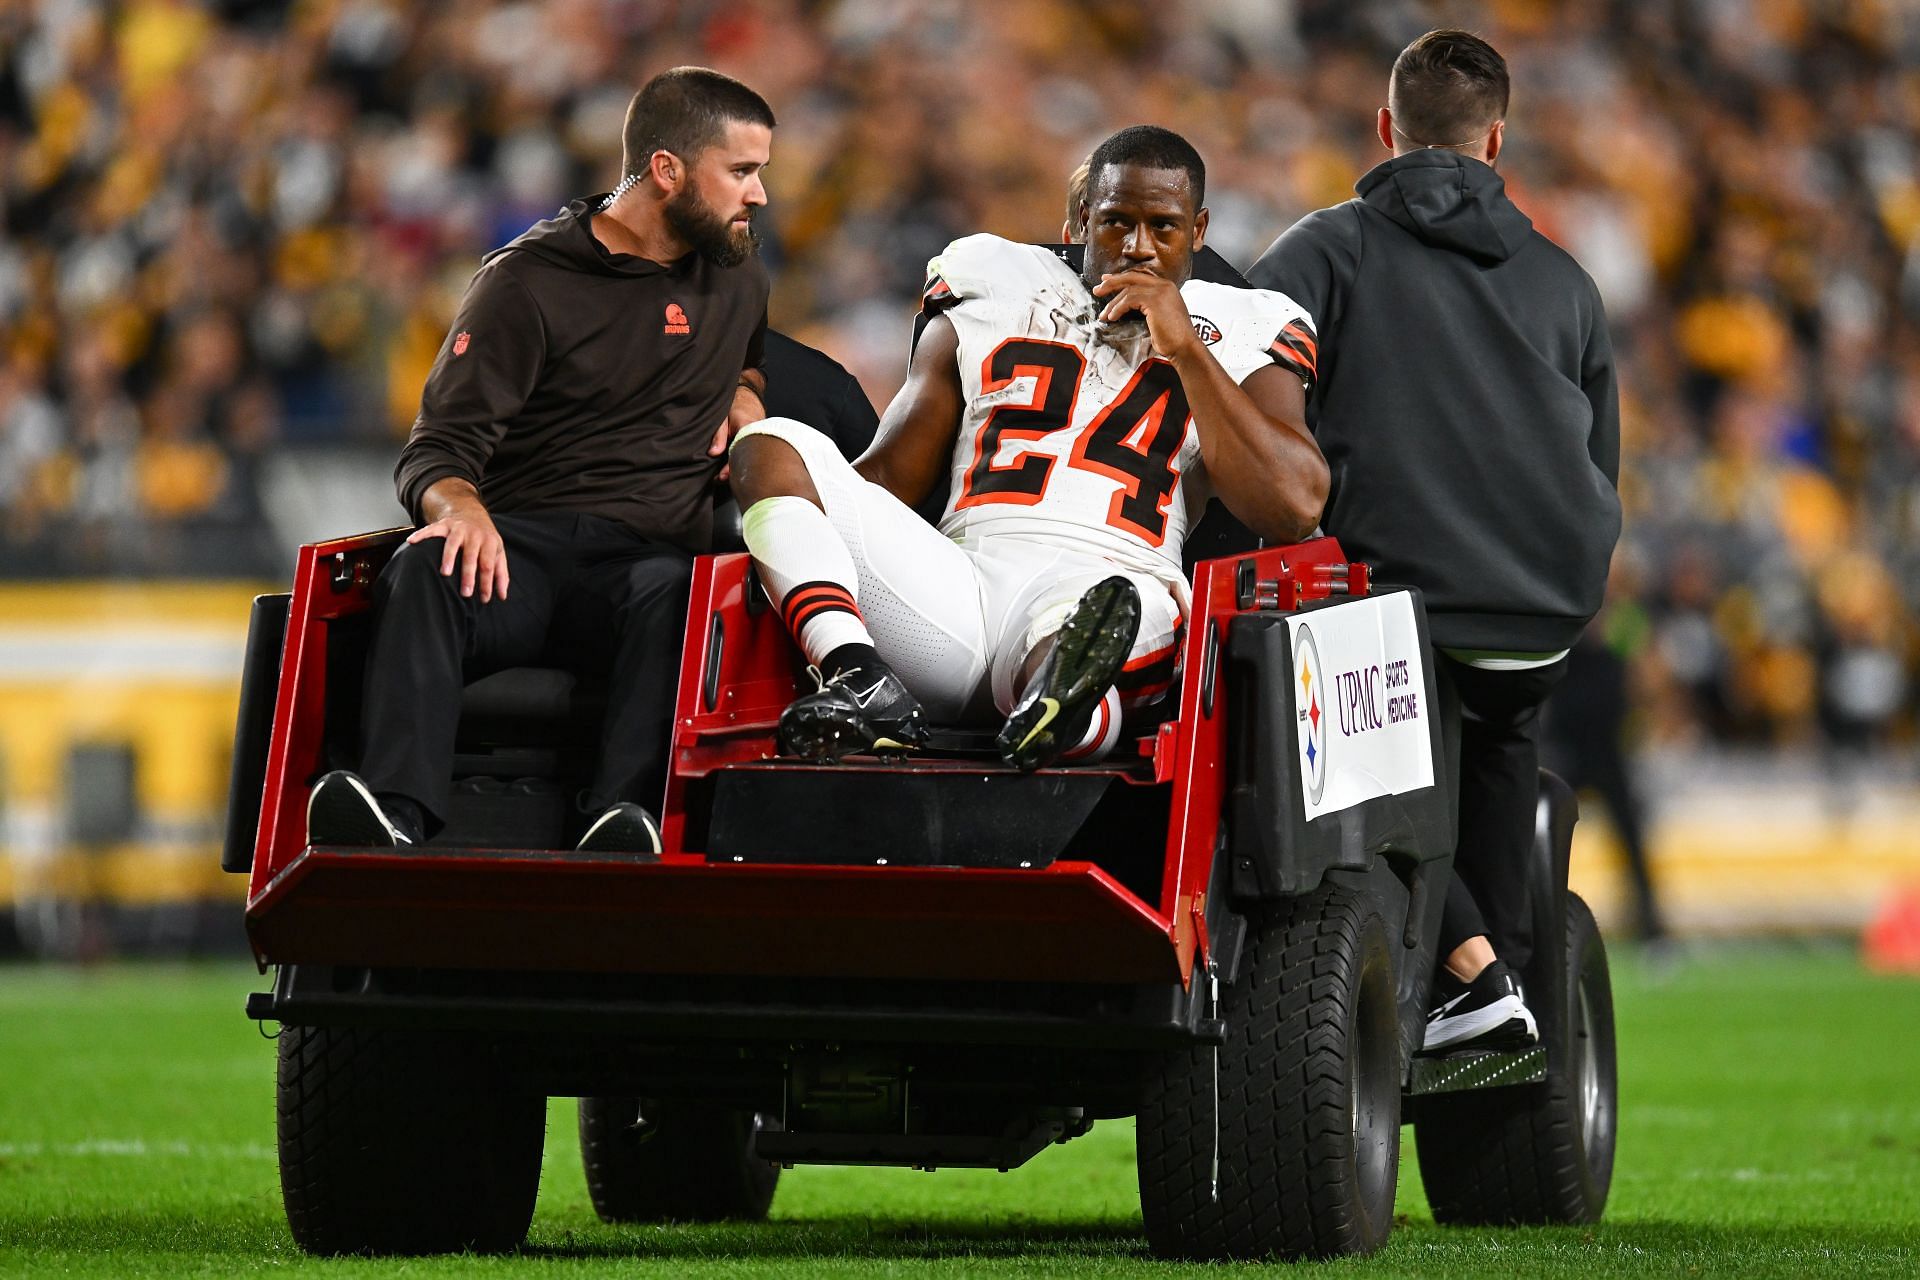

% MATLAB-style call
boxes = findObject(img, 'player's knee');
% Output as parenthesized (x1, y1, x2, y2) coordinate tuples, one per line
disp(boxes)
(730, 417, 826, 508)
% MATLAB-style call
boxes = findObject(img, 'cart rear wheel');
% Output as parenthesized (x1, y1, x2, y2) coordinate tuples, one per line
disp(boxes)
(1414, 892, 1617, 1224)
(578, 1097, 780, 1223)
(1136, 884, 1400, 1260)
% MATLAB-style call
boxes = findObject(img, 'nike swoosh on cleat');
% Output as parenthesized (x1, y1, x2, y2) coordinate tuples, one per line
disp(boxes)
(1017, 698, 1061, 751)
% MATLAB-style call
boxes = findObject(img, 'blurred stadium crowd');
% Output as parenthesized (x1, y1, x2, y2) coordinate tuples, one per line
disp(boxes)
(0, 0, 1918, 754)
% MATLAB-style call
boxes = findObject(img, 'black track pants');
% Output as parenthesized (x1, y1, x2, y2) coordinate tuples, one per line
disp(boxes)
(1435, 653, 1570, 972)
(356, 511, 693, 830)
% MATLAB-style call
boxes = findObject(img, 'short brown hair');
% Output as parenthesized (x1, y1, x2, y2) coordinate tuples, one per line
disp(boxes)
(621, 67, 776, 179)
(1389, 30, 1508, 148)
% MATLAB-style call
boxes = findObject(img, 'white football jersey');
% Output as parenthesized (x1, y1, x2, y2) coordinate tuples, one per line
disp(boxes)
(922, 234, 1317, 603)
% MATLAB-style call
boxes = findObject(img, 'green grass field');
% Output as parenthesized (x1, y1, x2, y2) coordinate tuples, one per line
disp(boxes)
(2, 945, 1917, 1277)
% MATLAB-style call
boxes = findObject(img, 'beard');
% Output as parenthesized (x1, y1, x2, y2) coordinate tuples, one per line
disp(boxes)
(665, 186, 757, 268)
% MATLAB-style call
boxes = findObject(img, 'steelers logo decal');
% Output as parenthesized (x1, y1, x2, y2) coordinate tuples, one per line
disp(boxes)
(1293, 624, 1327, 805)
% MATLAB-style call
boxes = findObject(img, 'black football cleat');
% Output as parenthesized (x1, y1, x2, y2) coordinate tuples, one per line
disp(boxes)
(1421, 960, 1539, 1053)
(307, 770, 419, 847)
(778, 659, 929, 762)
(575, 802, 663, 855)
(996, 576, 1141, 771)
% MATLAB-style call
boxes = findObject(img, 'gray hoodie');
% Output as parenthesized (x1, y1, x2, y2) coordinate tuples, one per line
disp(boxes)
(1248, 150, 1621, 653)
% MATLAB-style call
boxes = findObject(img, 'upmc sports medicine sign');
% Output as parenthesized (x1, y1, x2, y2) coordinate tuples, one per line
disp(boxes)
(1288, 594, 1434, 821)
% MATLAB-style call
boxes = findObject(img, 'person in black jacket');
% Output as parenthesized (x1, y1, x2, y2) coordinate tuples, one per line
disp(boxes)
(307, 67, 777, 856)
(761, 331, 878, 460)
(1249, 30, 1621, 1052)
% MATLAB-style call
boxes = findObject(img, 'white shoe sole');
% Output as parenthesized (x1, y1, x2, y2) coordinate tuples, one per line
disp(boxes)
(1422, 993, 1539, 1052)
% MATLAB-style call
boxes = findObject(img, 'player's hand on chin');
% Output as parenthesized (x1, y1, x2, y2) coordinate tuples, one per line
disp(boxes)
(1093, 270, 1198, 360)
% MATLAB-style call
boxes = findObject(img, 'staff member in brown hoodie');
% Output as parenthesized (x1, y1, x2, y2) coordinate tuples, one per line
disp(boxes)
(307, 67, 776, 854)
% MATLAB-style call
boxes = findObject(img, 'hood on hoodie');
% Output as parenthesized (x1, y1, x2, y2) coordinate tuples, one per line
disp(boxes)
(482, 195, 682, 277)
(1356, 150, 1533, 265)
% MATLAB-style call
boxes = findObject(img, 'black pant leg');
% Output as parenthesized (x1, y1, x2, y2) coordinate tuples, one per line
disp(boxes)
(549, 525, 695, 816)
(357, 515, 565, 829)
(1441, 654, 1568, 972)
(1437, 872, 1488, 961)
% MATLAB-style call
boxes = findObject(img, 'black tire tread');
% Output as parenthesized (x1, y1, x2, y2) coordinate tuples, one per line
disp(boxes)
(1414, 893, 1615, 1225)
(277, 1025, 545, 1255)
(578, 1098, 779, 1224)
(1137, 885, 1398, 1260)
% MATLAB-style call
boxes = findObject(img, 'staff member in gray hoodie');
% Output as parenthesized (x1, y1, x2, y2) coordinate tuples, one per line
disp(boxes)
(1249, 29, 1621, 1052)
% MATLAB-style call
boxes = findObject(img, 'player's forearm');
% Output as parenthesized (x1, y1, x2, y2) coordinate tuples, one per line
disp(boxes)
(1170, 348, 1327, 543)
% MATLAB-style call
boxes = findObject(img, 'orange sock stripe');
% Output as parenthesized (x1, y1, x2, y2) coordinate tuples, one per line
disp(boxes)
(780, 581, 860, 633)
(789, 596, 864, 634)
(781, 588, 847, 628)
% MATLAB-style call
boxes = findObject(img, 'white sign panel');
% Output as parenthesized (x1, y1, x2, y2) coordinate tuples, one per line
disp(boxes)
(1287, 594, 1435, 820)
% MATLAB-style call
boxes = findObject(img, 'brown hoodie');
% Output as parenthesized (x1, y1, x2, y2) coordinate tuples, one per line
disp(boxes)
(395, 195, 769, 551)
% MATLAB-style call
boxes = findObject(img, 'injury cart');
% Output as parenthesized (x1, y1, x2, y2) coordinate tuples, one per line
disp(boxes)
(225, 528, 1616, 1259)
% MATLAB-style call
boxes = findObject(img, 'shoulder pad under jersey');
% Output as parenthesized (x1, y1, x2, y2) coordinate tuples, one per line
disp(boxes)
(923, 234, 1081, 314)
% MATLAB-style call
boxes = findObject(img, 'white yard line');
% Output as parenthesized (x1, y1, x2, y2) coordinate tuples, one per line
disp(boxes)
(0, 1140, 274, 1160)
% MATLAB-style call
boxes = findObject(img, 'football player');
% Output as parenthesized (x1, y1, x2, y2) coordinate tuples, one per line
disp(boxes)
(730, 125, 1327, 768)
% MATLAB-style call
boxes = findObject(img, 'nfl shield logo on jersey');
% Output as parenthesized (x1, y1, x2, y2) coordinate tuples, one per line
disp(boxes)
(1190, 316, 1222, 345)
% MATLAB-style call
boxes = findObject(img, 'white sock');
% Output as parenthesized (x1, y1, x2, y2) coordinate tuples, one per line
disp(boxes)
(1061, 687, 1123, 761)
(741, 496, 873, 665)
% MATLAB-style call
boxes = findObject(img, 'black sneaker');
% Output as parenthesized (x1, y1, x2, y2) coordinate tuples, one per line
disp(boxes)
(1421, 960, 1539, 1053)
(996, 576, 1141, 771)
(307, 771, 419, 847)
(576, 802, 663, 855)
(778, 659, 929, 761)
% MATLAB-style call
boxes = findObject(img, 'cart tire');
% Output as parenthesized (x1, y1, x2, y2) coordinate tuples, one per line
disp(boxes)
(277, 1025, 546, 1255)
(578, 1097, 780, 1223)
(1136, 884, 1401, 1259)
(1414, 893, 1617, 1224)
